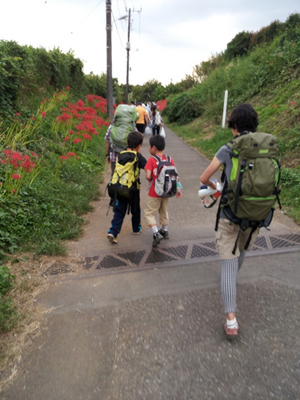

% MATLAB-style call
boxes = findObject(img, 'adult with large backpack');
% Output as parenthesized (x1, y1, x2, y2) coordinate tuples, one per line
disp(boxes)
(105, 104, 139, 174)
(200, 103, 281, 340)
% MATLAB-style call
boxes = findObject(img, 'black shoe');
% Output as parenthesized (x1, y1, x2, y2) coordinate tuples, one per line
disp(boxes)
(159, 229, 169, 240)
(153, 233, 162, 248)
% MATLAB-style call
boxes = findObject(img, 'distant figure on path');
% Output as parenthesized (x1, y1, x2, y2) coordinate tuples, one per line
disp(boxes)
(150, 103, 163, 136)
(136, 102, 149, 134)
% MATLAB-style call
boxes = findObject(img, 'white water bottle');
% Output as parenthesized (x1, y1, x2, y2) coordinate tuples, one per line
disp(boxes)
(198, 179, 218, 199)
(198, 180, 223, 208)
(198, 186, 217, 199)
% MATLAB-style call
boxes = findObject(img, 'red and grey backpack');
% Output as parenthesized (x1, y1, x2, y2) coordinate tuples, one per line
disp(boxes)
(152, 155, 178, 197)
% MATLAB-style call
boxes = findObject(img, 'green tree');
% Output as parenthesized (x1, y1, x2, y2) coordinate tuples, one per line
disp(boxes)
(224, 31, 252, 61)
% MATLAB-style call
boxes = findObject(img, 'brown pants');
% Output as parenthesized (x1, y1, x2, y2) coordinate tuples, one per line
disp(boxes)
(144, 197, 169, 226)
(215, 218, 259, 259)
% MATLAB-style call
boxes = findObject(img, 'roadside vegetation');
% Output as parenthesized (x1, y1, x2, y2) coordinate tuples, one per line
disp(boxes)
(0, 87, 109, 384)
(163, 13, 300, 224)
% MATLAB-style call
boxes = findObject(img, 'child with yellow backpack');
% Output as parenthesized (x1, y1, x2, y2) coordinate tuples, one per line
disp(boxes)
(107, 131, 147, 244)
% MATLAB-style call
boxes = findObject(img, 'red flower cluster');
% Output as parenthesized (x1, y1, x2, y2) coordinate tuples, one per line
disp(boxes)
(156, 99, 167, 111)
(56, 95, 110, 145)
(2, 150, 37, 173)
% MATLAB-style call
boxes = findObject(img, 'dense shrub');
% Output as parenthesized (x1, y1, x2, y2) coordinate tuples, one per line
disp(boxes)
(166, 93, 203, 125)
(224, 31, 252, 61)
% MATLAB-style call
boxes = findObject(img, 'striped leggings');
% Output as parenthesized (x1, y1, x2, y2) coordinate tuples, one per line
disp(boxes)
(221, 251, 246, 314)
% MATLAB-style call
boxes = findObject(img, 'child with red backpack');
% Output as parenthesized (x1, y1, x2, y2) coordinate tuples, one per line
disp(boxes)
(144, 135, 182, 247)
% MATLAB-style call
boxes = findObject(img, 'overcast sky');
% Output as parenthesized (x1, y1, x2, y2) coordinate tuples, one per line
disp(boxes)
(1, 0, 299, 86)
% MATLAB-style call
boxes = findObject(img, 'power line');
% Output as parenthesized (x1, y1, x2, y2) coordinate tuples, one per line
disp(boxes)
(115, 0, 126, 33)
(70, 0, 105, 35)
(86, 0, 105, 18)
(112, 11, 125, 48)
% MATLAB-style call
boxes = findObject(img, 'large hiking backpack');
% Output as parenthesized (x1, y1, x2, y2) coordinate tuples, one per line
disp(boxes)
(215, 131, 281, 253)
(110, 105, 139, 153)
(107, 151, 139, 208)
(153, 155, 178, 197)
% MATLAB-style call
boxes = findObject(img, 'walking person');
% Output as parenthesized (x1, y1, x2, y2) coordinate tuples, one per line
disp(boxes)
(150, 103, 163, 136)
(144, 135, 182, 247)
(107, 131, 147, 244)
(105, 104, 139, 175)
(136, 102, 149, 134)
(200, 103, 280, 340)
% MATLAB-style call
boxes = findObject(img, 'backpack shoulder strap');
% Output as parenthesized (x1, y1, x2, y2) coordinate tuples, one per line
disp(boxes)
(152, 155, 160, 163)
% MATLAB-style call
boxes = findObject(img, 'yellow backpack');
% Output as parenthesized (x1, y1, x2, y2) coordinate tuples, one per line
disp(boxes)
(107, 151, 139, 204)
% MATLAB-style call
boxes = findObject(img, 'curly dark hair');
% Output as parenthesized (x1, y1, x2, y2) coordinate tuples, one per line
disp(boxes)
(228, 103, 258, 133)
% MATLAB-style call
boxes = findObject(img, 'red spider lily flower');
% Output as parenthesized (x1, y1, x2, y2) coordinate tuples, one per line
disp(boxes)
(73, 138, 82, 144)
(87, 94, 95, 103)
(61, 108, 70, 112)
(291, 102, 296, 105)
(68, 130, 74, 135)
(30, 116, 35, 120)
(64, 136, 70, 142)
(1, 160, 6, 164)
(67, 152, 76, 156)
(15, 112, 21, 116)
(40, 111, 47, 118)
(60, 155, 69, 160)
(66, 86, 70, 90)
(57, 113, 71, 122)
(12, 152, 22, 161)
(12, 174, 21, 180)
(3, 149, 13, 156)
(31, 152, 37, 157)
(43, 98, 50, 102)
(77, 99, 85, 107)
(273, 105, 277, 108)
(82, 133, 92, 140)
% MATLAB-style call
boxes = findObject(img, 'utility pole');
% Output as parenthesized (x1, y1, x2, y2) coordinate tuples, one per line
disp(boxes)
(125, 8, 131, 104)
(106, 0, 113, 121)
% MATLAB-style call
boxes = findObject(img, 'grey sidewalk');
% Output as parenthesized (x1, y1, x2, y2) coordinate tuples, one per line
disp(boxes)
(2, 127, 300, 400)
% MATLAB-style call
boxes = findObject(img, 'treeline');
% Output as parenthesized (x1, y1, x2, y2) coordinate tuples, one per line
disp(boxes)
(0, 40, 124, 117)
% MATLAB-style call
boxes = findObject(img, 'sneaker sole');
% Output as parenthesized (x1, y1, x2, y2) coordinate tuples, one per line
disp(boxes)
(224, 323, 239, 340)
(107, 233, 117, 244)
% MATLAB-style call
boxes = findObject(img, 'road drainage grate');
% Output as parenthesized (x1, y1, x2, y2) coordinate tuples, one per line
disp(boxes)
(44, 233, 300, 277)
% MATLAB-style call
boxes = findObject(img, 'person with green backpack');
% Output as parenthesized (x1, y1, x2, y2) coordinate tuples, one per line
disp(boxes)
(107, 131, 147, 244)
(105, 104, 139, 175)
(200, 103, 281, 340)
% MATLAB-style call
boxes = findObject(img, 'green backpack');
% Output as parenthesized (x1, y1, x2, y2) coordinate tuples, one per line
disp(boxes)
(107, 151, 140, 211)
(110, 105, 139, 153)
(216, 132, 281, 252)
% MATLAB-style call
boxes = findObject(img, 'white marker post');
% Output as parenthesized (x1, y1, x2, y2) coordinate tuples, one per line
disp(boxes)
(222, 90, 228, 129)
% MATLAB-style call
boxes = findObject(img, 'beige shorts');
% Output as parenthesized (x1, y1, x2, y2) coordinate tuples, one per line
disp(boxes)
(215, 218, 259, 260)
(144, 197, 169, 227)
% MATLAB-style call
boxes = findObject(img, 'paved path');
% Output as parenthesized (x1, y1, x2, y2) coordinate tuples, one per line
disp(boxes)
(2, 127, 300, 400)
